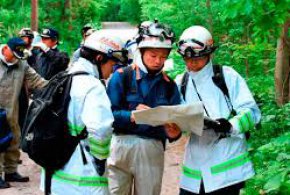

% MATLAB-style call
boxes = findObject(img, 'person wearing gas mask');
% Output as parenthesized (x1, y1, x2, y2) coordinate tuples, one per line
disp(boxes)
(106, 20, 181, 195)
(40, 32, 127, 195)
(175, 26, 261, 194)
(0, 37, 46, 189)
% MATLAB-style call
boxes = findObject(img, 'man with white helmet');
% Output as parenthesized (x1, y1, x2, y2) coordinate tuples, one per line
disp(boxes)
(175, 26, 261, 194)
(106, 20, 181, 195)
(40, 31, 127, 194)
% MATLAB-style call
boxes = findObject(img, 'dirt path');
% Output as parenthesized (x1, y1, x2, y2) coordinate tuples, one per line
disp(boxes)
(1, 136, 188, 195)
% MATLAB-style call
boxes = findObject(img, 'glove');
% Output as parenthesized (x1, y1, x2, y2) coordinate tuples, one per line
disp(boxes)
(32, 42, 49, 52)
(213, 118, 232, 138)
(93, 158, 106, 176)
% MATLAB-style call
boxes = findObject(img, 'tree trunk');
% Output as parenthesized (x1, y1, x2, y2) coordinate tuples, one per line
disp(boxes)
(62, 0, 70, 22)
(206, 0, 213, 33)
(31, 0, 38, 31)
(275, 19, 290, 106)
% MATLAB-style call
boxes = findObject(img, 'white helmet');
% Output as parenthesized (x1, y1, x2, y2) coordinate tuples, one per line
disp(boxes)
(136, 20, 175, 49)
(84, 31, 128, 64)
(177, 26, 217, 58)
(19, 28, 34, 38)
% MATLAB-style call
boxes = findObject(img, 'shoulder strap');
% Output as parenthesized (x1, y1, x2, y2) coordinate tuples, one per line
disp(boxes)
(71, 71, 90, 77)
(212, 65, 236, 116)
(181, 72, 189, 100)
(162, 72, 175, 100)
(212, 65, 230, 99)
(120, 66, 136, 106)
(122, 66, 135, 94)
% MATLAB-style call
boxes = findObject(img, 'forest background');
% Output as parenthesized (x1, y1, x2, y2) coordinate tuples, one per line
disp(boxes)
(0, 0, 289, 194)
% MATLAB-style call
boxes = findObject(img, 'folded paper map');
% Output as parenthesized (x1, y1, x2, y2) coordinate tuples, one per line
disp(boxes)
(133, 102, 204, 136)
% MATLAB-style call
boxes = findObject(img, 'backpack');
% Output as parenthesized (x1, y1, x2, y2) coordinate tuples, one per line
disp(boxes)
(180, 65, 251, 139)
(21, 71, 89, 195)
(0, 108, 13, 153)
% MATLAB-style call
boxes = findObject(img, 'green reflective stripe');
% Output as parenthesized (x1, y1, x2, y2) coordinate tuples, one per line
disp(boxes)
(53, 170, 108, 187)
(88, 137, 111, 147)
(211, 152, 251, 175)
(239, 114, 249, 133)
(236, 110, 255, 133)
(182, 166, 202, 180)
(90, 144, 110, 159)
(68, 122, 85, 136)
(245, 111, 255, 129)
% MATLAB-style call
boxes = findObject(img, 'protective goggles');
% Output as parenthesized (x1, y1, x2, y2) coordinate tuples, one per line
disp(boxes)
(107, 49, 129, 64)
(177, 39, 217, 58)
(141, 23, 175, 42)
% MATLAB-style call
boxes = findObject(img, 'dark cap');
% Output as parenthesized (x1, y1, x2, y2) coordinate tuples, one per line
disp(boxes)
(7, 37, 27, 59)
(81, 23, 94, 35)
(19, 28, 34, 38)
(41, 28, 59, 39)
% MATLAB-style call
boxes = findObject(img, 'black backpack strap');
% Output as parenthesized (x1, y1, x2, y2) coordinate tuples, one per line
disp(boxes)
(181, 72, 189, 101)
(121, 66, 137, 104)
(77, 128, 88, 165)
(71, 71, 90, 77)
(212, 65, 230, 99)
(44, 169, 54, 195)
(212, 65, 237, 116)
(162, 72, 175, 101)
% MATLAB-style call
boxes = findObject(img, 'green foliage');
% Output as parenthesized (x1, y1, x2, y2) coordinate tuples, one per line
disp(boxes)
(0, 1, 289, 193)
(221, 0, 290, 43)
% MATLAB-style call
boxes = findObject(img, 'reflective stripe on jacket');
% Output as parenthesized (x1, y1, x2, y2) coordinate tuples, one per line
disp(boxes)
(175, 61, 261, 193)
(41, 57, 113, 194)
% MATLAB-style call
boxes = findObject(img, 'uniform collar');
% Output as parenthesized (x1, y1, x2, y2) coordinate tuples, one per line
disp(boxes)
(188, 61, 213, 82)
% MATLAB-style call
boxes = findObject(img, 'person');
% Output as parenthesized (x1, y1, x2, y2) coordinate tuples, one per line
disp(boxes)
(81, 23, 96, 45)
(175, 26, 261, 195)
(0, 37, 47, 189)
(18, 28, 39, 131)
(106, 20, 181, 195)
(70, 24, 96, 65)
(40, 32, 127, 195)
(18, 27, 39, 67)
(32, 27, 69, 80)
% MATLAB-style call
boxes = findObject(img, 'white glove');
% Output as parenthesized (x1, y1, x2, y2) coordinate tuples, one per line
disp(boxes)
(32, 42, 50, 52)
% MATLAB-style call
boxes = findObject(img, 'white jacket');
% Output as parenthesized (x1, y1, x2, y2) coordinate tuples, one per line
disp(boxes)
(41, 57, 114, 195)
(175, 61, 261, 193)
